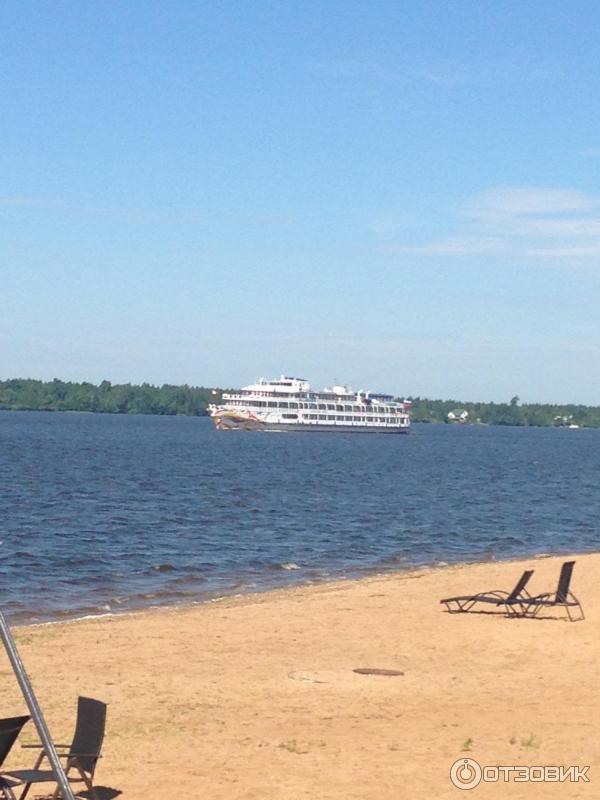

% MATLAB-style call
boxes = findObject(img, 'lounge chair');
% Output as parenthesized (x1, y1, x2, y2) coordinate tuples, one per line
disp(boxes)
(5, 697, 106, 800)
(522, 561, 584, 622)
(440, 569, 534, 615)
(0, 716, 30, 800)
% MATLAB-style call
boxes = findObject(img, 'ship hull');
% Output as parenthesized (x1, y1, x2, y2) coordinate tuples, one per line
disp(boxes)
(260, 423, 408, 434)
(211, 417, 408, 434)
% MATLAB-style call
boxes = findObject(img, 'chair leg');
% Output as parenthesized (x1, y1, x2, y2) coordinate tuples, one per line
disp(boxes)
(1, 783, 18, 800)
(18, 748, 46, 800)
(75, 766, 99, 800)
(18, 782, 36, 800)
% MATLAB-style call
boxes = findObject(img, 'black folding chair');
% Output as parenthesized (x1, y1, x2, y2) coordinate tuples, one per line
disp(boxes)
(522, 561, 584, 622)
(5, 697, 106, 800)
(0, 716, 30, 800)
(440, 569, 534, 615)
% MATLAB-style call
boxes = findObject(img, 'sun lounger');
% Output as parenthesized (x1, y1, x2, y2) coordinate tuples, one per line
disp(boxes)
(5, 697, 107, 800)
(0, 716, 30, 800)
(522, 560, 584, 622)
(440, 569, 534, 615)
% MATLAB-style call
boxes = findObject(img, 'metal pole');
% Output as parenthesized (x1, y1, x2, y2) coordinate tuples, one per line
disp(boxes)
(0, 610, 76, 800)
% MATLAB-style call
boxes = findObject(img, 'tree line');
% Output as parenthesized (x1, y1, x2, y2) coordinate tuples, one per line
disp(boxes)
(1, 379, 600, 427)
(407, 395, 600, 428)
(0, 379, 221, 416)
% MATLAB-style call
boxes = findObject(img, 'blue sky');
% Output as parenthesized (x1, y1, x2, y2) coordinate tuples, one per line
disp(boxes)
(2, 1, 600, 402)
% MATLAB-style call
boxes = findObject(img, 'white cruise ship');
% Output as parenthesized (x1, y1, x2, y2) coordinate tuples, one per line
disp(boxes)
(208, 376, 411, 434)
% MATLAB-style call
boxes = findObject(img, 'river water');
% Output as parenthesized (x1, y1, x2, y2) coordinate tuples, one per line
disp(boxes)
(1, 411, 597, 622)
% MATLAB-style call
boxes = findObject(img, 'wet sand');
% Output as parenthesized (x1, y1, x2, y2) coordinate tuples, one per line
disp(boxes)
(0, 552, 598, 799)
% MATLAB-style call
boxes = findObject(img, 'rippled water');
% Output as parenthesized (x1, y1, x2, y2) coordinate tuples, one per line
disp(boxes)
(1, 410, 598, 622)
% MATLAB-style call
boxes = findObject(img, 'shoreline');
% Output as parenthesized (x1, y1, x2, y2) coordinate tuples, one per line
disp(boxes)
(9, 546, 598, 630)
(1, 551, 597, 798)
(4, 403, 600, 429)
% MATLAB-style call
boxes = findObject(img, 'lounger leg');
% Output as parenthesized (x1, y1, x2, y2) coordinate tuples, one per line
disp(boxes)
(447, 600, 463, 613)
(530, 601, 545, 618)
(566, 593, 585, 622)
(504, 598, 523, 617)
(445, 600, 472, 613)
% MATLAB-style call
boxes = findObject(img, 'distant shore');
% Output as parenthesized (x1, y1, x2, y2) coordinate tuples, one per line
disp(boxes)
(3, 379, 600, 426)
(1, 552, 596, 799)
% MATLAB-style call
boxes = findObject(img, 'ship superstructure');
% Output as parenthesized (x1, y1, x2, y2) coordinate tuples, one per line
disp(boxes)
(209, 376, 411, 433)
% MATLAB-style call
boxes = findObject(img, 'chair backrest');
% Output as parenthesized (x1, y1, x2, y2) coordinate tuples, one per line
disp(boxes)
(506, 569, 534, 602)
(0, 715, 30, 767)
(68, 697, 106, 776)
(555, 561, 575, 604)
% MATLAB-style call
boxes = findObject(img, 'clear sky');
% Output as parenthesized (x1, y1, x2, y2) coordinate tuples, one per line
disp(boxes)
(2, 1, 600, 403)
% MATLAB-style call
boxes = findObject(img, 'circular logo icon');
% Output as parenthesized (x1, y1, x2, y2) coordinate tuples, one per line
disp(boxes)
(450, 758, 482, 790)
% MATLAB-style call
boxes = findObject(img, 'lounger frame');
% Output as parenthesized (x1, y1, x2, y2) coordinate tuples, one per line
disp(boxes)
(522, 561, 584, 622)
(440, 569, 534, 616)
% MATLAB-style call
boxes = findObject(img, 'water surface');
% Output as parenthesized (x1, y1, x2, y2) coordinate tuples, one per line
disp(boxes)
(1, 411, 598, 622)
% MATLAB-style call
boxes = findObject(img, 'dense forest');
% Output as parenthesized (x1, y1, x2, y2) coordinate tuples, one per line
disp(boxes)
(0, 379, 221, 416)
(1, 379, 600, 427)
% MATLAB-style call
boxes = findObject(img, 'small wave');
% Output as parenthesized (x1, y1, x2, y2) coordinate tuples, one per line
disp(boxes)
(169, 573, 208, 586)
(380, 554, 409, 565)
(276, 562, 301, 571)
(11, 550, 38, 559)
(152, 563, 177, 572)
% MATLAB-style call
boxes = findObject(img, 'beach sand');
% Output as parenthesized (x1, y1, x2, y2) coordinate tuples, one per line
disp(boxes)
(0, 552, 598, 799)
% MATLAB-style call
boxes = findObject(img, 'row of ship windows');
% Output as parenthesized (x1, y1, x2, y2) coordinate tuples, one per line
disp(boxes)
(228, 400, 401, 413)
(287, 414, 401, 423)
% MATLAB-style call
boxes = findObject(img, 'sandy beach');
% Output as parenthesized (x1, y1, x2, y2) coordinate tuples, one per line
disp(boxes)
(0, 552, 597, 799)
